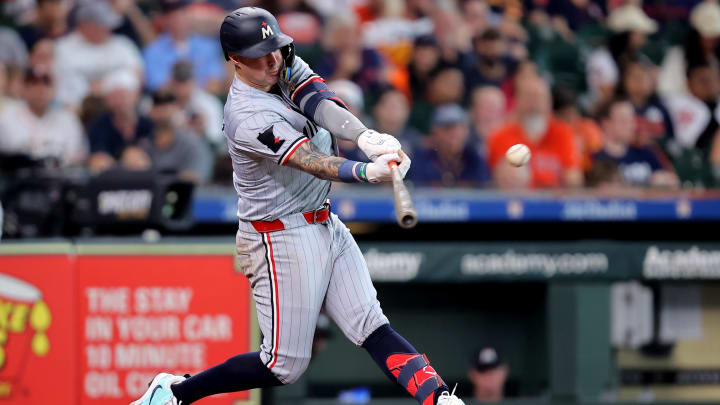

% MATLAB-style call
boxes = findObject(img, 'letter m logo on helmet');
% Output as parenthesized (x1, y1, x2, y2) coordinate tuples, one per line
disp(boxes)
(220, 7, 293, 61)
(261, 22, 274, 39)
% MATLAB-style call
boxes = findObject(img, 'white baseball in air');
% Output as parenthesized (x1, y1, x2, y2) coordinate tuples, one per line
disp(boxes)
(505, 144, 531, 167)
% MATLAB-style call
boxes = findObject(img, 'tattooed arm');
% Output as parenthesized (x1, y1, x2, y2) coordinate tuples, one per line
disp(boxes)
(285, 139, 348, 181)
(285, 139, 406, 183)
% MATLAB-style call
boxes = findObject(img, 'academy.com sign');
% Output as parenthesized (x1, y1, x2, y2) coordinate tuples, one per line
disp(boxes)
(461, 250, 609, 278)
(362, 243, 720, 281)
(643, 246, 720, 279)
(364, 249, 423, 281)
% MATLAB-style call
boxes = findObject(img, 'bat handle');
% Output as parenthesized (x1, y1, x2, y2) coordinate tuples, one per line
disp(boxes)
(388, 160, 403, 183)
(386, 159, 418, 229)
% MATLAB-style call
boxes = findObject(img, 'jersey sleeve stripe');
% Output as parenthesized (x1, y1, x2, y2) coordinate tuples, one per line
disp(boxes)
(279, 136, 309, 166)
(291, 75, 322, 102)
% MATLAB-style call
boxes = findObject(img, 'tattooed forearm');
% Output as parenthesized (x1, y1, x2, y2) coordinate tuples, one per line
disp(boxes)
(286, 139, 348, 181)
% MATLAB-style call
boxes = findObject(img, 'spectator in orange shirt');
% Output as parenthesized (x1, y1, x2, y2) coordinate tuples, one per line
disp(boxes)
(553, 87, 604, 172)
(489, 77, 583, 189)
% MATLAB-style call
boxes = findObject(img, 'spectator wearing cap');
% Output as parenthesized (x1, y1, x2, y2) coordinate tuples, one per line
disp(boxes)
(586, 4, 657, 112)
(659, 1, 720, 97)
(143, 0, 226, 94)
(54, 1, 143, 108)
(468, 346, 508, 403)
(552, 86, 603, 173)
(408, 104, 490, 187)
(489, 77, 583, 189)
(87, 69, 153, 174)
(0, 66, 86, 166)
(464, 28, 518, 91)
(592, 98, 678, 188)
(144, 90, 214, 184)
(168, 61, 224, 150)
(616, 60, 674, 145)
(17, 0, 71, 51)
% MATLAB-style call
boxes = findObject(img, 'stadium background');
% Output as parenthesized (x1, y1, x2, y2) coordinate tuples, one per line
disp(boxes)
(1, 0, 720, 404)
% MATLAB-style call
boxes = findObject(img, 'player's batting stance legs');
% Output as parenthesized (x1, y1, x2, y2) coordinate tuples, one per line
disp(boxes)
(169, 330, 449, 405)
(133, 216, 455, 405)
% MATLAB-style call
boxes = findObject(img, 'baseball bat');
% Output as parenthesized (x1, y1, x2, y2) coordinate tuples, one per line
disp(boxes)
(388, 160, 418, 229)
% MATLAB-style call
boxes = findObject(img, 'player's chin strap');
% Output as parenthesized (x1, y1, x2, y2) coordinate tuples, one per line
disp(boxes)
(387, 353, 444, 405)
(281, 43, 295, 81)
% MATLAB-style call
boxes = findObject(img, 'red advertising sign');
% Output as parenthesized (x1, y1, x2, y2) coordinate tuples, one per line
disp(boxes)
(76, 255, 254, 405)
(0, 256, 76, 404)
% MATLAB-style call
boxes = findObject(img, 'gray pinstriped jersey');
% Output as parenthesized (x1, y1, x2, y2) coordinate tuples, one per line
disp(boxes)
(223, 57, 334, 221)
(228, 56, 390, 385)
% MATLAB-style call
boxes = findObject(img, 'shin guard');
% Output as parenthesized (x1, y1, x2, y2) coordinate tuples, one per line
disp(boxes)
(386, 354, 445, 405)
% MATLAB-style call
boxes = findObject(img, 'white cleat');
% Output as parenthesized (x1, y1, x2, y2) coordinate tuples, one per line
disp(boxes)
(436, 384, 465, 405)
(130, 373, 186, 405)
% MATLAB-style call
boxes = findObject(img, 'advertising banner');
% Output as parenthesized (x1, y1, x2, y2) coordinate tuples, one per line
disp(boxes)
(76, 254, 254, 405)
(359, 242, 720, 282)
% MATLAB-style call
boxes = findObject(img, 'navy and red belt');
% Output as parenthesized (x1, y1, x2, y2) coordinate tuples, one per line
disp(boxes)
(251, 202, 330, 233)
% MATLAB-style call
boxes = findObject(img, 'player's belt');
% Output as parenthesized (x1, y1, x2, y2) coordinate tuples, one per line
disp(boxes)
(250, 200, 331, 233)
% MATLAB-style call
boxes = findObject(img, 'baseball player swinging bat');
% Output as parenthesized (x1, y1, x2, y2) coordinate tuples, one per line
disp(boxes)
(132, 6, 463, 405)
(389, 155, 418, 229)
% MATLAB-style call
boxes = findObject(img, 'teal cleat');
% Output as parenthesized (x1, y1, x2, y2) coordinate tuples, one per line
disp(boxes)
(130, 373, 186, 405)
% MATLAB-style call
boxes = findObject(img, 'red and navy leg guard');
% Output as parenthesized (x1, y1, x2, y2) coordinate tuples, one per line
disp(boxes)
(386, 354, 445, 405)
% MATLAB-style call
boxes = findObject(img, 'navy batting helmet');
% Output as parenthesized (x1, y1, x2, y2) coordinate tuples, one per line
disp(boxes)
(220, 7, 293, 61)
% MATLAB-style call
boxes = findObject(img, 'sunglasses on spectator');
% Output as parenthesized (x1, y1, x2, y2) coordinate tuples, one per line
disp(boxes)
(24, 70, 53, 85)
(152, 91, 178, 105)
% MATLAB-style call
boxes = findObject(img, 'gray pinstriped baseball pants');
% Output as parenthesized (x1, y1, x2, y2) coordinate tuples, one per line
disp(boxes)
(236, 213, 389, 384)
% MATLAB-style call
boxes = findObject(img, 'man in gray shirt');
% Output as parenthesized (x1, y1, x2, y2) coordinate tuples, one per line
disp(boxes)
(132, 7, 463, 405)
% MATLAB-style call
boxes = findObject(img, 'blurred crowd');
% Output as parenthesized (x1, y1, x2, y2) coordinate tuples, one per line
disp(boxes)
(1, 0, 720, 190)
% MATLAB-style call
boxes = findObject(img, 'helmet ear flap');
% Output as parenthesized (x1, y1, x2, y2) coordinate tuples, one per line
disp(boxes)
(280, 43, 295, 80)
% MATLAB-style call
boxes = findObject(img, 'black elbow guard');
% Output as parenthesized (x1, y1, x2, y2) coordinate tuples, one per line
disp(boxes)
(290, 75, 348, 118)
